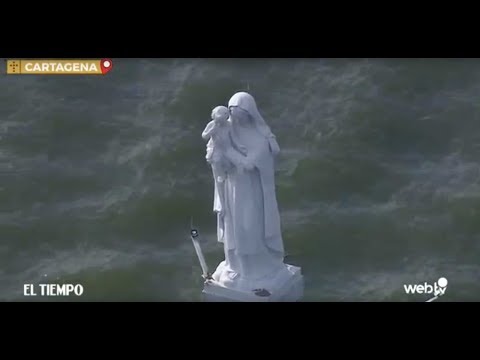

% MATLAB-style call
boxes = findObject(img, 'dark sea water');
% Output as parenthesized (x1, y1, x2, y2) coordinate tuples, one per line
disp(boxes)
(1, 58, 479, 301)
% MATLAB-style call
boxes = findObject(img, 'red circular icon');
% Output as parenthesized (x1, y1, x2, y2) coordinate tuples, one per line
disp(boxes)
(100, 59, 113, 74)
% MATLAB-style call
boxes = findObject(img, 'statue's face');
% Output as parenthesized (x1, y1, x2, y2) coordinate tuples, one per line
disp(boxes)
(211, 107, 229, 124)
(229, 106, 251, 123)
(212, 106, 229, 121)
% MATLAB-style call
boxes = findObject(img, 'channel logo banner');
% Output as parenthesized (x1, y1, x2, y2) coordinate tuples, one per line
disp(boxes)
(6, 59, 113, 75)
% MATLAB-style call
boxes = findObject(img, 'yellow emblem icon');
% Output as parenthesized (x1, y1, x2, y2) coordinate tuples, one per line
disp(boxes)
(7, 60, 21, 74)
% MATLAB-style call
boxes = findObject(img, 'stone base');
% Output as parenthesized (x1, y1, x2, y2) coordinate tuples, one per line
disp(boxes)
(202, 264, 304, 302)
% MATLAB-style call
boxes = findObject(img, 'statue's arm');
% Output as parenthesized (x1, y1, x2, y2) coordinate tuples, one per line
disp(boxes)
(225, 147, 247, 170)
(202, 121, 216, 141)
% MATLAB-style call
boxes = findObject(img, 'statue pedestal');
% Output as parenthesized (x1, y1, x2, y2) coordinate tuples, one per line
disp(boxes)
(202, 264, 304, 302)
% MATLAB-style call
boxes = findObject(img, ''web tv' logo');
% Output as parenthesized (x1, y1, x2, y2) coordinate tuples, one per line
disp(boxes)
(403, 277, 448, 302)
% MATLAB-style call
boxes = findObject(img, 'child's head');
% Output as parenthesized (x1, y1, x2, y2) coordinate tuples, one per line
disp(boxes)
(211, 106, 229, 123)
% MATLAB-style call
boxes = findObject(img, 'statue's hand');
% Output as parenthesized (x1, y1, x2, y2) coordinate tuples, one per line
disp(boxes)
(236, 165, 245, 174)
(238, 144, 248, 155)
(242, 157, 255, 171)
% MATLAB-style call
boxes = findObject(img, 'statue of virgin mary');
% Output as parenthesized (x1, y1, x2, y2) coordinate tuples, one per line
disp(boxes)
(206, 92, 296, 294)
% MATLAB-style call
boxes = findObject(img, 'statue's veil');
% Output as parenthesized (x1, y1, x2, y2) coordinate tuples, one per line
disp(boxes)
(228, 92, 280, 155)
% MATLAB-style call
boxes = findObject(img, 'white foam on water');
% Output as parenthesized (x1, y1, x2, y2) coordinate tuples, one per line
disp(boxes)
(391, 153, 480, 206)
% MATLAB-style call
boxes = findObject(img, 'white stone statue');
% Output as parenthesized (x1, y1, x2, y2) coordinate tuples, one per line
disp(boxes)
(201, 92, 303, 302)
